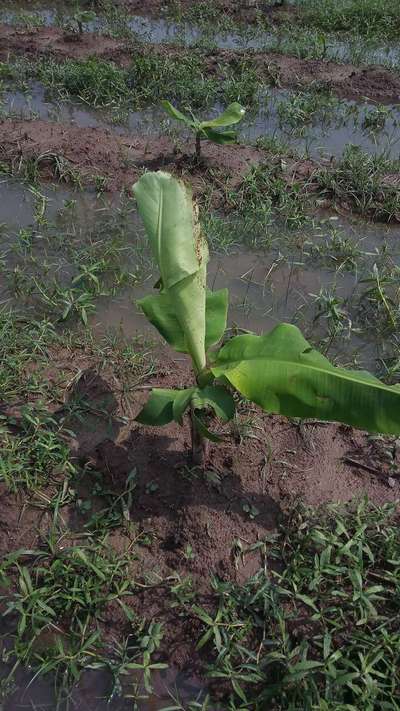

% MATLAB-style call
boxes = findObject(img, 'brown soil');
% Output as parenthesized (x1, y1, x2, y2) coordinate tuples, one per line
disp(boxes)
(1, 24, 400, 104)
(1, 119, 399, 222)
(0, 118, 266, 197)
(1, 342, 399, 667)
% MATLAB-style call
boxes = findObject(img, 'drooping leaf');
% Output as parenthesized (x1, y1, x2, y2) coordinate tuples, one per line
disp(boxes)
(137, 383, 235, 429)
(137, 288, 228, 355)
(161, 100, 196, 129)
(202, 127, 237, 145)
(192, 412, 223, 443)
(211, 323, 400, 434)
(136, 389, 180, 426)
(192, 385, 235, 422)
(133, 172, 208, 372)
(200, 102, 246, 129)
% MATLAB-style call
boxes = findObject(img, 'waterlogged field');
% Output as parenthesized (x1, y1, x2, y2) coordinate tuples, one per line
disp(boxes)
(0, 1, 400, 709)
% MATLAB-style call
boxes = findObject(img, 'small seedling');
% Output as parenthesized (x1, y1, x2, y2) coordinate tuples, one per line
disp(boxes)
(133, 171, 400, 467)
(72, 10, 96, 34)
(242, 502, 260, 520)
(161, 100, 246, 158)
(184, 544, 195, 560)
(145, 481, 159, 495)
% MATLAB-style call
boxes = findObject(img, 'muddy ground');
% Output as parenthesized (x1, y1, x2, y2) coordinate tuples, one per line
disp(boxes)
(2, 118, 400, 222)
(1, 24, 400, 103)
(1, 340, 399, 669)
(0, 118, 267, 195)
(1, 4, 400, 703)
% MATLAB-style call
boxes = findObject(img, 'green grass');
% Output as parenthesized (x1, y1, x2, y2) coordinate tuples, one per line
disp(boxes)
(3, 495, 398, 709)
(0, 404, 73, 492)
(1, 537, 166, 702)
(316, 145, 400, 221)
(296, 0, 400, 40)
(193, 498, 400, 709)
(0, 311, 399, 708)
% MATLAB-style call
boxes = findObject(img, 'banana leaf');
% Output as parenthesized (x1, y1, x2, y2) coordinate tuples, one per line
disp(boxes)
(133, 171, 208, 373)
(199, 102, 246, 129)
(137, 288, 228, 354)
(211, 323, 400, 434)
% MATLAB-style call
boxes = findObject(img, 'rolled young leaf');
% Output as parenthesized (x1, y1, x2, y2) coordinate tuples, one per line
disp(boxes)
(211, 323, 400, 435)
(133, 172, 208, 373)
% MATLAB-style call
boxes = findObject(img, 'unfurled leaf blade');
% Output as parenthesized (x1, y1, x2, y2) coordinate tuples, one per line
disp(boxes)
(136, 389, 180, 426)
(200, 102, 246, 129)
(137, 288, 228, 354)
(211, 323, 400, 434)
(205, 288, 228, 350)
(161, 100, 195, 128)
(192, 385, 235, 422)
(202, 127, 237, 145)
(133, 171, 208, 372)
(172, 387, 196, 424)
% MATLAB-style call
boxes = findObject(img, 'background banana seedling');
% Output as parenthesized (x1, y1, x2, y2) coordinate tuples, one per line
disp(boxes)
(161, 100, 246, 158)
(133, 171, 400, 467)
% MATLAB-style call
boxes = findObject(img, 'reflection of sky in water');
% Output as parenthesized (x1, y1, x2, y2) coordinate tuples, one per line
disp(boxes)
(1, 177, 399, 373)
(1, 4, 400, 67)
(2, 82, 400, 161)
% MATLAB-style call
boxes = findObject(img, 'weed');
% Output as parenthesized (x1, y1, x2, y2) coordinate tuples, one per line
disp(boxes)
(0, 404, 74, 492)
(38, 57, 130, 108)
(0, 537, 163, 699)
(297, 0, 400, 40)
(194, 499, 400, 709)
(316, 145, 400, 221)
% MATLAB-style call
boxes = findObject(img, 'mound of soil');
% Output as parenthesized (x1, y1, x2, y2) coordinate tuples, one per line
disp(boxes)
(1, 343, 399, 666)
(0, 118, 268, 196)
(1, 24, 400, 104)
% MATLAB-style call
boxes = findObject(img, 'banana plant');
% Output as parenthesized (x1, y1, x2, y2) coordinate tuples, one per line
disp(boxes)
(133, 171, 400, 466)
(161, 100, 246, 159)
(71, 10, 96, 34)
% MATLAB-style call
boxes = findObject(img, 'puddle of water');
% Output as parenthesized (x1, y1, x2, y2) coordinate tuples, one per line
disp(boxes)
(0, 654, 208, 710)
(0, 2, 265, 48)
(3, 0, 400, 66)
(2, 82, 400, 161)
(1, 177, 399, 372)
(0, 81, 169, 136)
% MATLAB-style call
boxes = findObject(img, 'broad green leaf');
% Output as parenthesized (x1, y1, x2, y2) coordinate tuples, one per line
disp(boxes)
(200, 102, 246, 129)
(133, 172, 209, 372)
(136, 388, 180, 426)
(192, 384, 235, 422)
(161, 100, 195, 129)
(172, 387, 196, 424)
(205, 288, 229, 350)
(202, 127, 237, 145)
(211, 323, 400, 434)
(137, 288, 228, 354)
(140, 383, 235, 429)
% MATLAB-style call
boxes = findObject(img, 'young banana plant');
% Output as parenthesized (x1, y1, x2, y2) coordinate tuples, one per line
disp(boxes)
(134, 171, 400, 467)
(161, 100, 246, 159)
